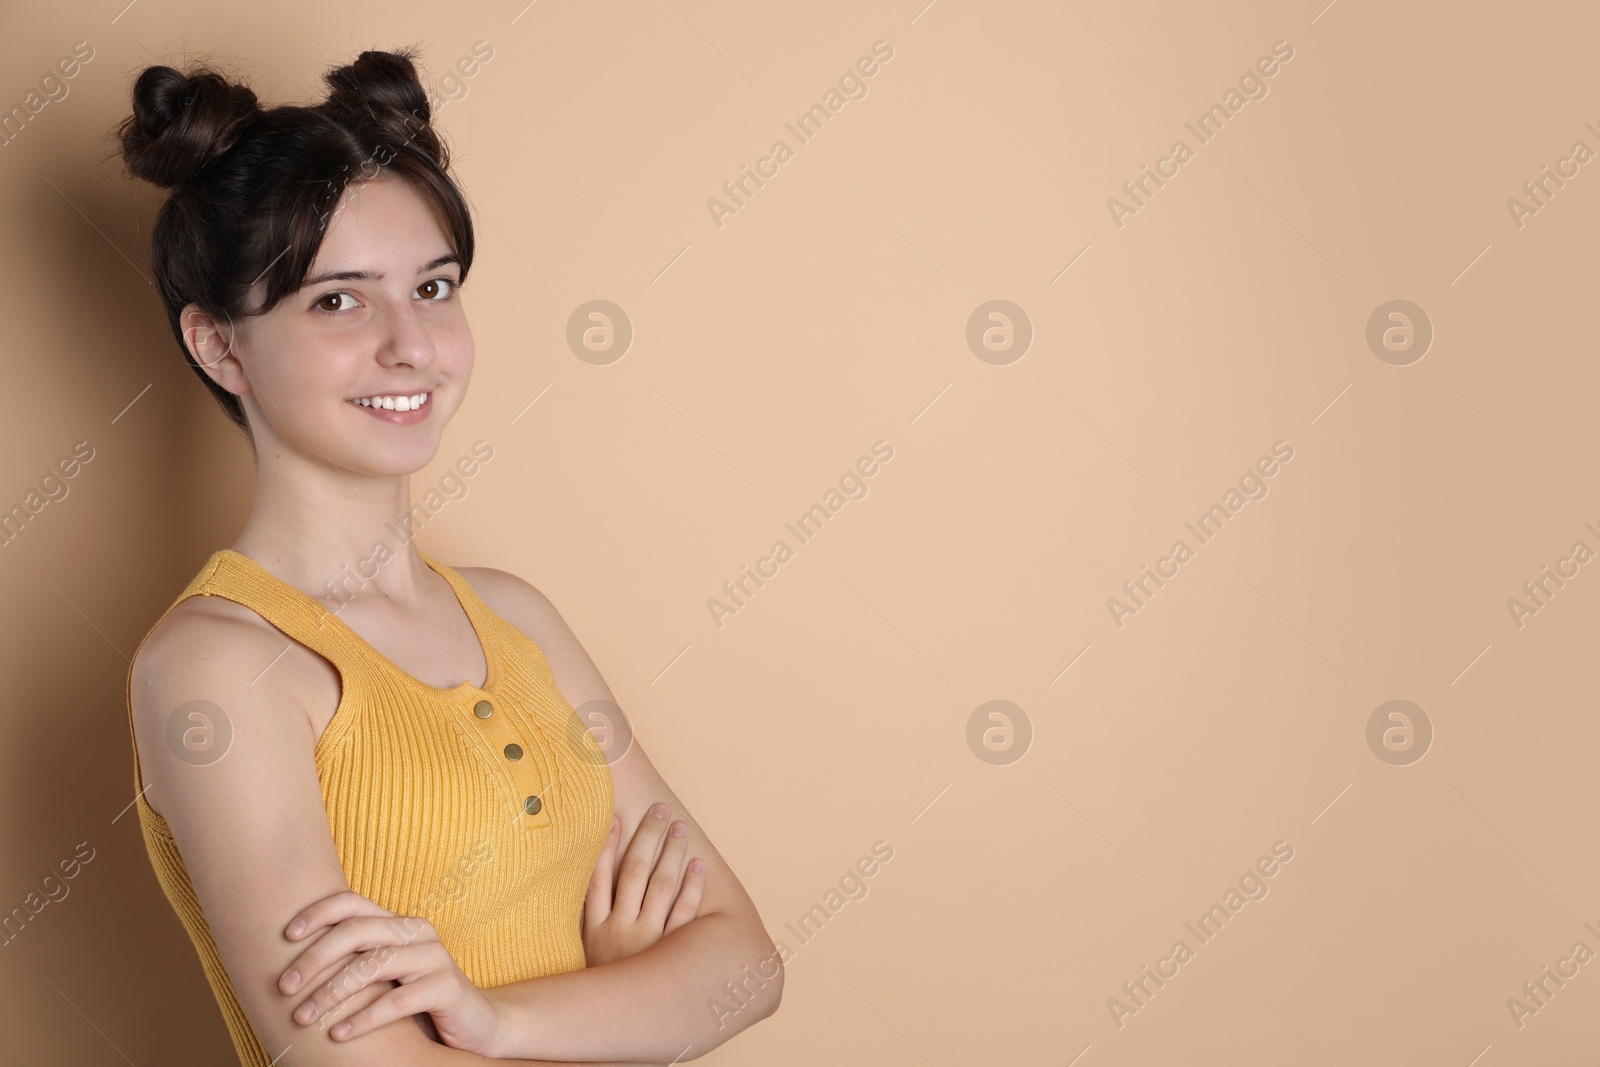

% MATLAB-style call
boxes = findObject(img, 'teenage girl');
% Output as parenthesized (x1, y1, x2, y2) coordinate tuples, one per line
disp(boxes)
(118, 46, 781, 1066)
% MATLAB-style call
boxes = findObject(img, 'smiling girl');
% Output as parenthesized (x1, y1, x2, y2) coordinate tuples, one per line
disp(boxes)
(117, 47, 780, 1065)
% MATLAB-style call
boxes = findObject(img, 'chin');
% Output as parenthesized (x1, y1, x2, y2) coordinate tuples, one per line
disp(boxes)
(333, 434, 444, 479)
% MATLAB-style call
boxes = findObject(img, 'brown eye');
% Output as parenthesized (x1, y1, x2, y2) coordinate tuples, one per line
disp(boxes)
(418, 278, 456, 300)
(315, 292, 353, 313)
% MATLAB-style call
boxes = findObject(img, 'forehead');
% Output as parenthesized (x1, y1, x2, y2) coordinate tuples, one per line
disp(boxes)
(314, 174, 451, 266)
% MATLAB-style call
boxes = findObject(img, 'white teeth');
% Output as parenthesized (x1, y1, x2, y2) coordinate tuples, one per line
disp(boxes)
(353, 391, 429, 410)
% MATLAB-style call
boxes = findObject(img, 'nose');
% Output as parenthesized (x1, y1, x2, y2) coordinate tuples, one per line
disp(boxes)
(375, 292, 437, 372)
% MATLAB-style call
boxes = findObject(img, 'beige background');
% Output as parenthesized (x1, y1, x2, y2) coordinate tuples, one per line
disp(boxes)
(2, 0, 1597, 1063)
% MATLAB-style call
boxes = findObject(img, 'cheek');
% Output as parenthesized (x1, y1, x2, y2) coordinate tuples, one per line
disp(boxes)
(259, 330, 365, 405)
(300, 337, 365, 387)
(438, 317, 475, 374)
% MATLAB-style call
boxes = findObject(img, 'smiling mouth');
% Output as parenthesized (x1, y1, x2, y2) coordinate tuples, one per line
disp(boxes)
(349, 391, 431, 412)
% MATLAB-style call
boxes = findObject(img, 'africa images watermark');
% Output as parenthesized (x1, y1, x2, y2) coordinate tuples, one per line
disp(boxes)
(1505, 919, 1600, 1031)
(1106, 440, 1295, 629)
(706, 40, 896, 229)
(1, 38, 95, 149)
(707, 440, 895, 630)
(312, 839, 498, 1035)
(707, 839, 895, 1031)
(420, 40, 494, 117)
(0, 439, 95, 549)
(1107, 839, 1295, 1029)
(1504, 520, 1600, 630)
(1, 840, 97, 947)
(1106, 39, 1296, 229)
(313, 440, 496, 609)
(1505, 119, 1600, 230)
(302, 39, 497, 245)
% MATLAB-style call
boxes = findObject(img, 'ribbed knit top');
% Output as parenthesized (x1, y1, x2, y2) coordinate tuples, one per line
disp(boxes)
(125, 548, 615, 1067)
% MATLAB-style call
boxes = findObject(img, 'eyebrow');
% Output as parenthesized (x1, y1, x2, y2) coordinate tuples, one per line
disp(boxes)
(300, 253, 461, 290)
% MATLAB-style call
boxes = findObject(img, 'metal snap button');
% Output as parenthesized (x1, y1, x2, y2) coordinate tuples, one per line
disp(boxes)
(504, 743, 523, 761)
(523, 795, 542, 815)
(474, 700, 493, 719)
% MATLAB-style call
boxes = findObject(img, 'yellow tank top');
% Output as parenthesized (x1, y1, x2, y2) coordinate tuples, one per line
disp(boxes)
(125, 548, 615, 1067)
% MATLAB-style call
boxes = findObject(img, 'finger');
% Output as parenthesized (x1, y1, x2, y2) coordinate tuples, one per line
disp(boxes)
(283, 914, 427, 997)
(638, 820, 691, 926)
(294, 946, 397, 1026)
(663, 857, 706, 936)
(282, 914, 436, 996)
(584, 815, 620, 931)
(613, 803, 671, 917)
(285, 889, 394, 943)
(296, 940, 446, 1026)
(327, 972, 456, 1042)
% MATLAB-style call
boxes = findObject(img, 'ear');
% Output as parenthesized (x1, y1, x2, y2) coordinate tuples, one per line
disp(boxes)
(180, 303, 251, 397)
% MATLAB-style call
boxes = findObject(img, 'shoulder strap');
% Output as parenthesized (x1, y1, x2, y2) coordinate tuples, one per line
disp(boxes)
(199, 549, 373, 667)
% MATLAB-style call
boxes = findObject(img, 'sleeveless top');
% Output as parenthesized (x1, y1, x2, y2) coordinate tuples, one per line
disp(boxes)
(125, 548, 616, 1067)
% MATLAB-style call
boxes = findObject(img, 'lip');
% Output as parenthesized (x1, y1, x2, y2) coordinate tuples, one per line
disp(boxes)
(348, 392, 432, 425)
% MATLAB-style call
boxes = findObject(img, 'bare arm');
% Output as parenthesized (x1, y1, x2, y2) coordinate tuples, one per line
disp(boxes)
(462, 569, 785, 1062)
(130, 597, 681, 1066)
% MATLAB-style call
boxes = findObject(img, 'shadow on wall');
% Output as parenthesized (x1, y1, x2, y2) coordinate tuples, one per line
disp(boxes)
(1, 117, 257, 1061)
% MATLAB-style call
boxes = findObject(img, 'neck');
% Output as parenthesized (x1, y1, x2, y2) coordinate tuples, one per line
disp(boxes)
(229, 447, 434, 607)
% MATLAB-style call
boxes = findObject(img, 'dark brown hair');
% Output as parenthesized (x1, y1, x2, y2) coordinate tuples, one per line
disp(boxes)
(115, 47, 476, 437)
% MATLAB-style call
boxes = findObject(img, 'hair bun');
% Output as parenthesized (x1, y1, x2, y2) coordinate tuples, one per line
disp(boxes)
(321, 48, 444, 163)
(119, 65, 260, 189)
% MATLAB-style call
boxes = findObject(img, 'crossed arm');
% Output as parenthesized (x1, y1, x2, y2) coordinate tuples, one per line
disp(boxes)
(130, 570, 782, 1065)
(276, 790, 779, 1063)
(277, 774, 782, 1063)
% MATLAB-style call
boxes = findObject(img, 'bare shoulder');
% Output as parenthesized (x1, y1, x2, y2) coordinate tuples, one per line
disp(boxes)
(131, 595, 332, 813)
(130, 597, 310, 769)
(134, 593, 295, 690)
(453, 565, 556, 627)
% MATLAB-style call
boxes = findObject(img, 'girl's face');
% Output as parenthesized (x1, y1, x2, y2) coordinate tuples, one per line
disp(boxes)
(214, 173, 473, 479)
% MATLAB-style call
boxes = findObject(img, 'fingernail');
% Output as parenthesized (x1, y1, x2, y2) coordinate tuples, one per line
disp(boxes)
(296, 1001, 316, 1022)
(332, 1022, 352, 1039)
(287, 918, 307, 938)
(671, 822, 687, 837)
(281, 969, 300, 993)
(651, 803, 668, 819)
(691, 858, 704, 872)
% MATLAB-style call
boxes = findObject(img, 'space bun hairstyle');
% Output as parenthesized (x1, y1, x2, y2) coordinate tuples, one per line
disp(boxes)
(115, 47, 475, 435)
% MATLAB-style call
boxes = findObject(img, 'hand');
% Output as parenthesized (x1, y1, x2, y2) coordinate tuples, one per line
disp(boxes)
(279, 890, 520, 1057)
(583, 803, 706, 967)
